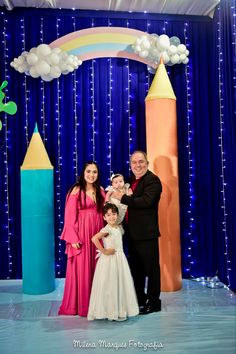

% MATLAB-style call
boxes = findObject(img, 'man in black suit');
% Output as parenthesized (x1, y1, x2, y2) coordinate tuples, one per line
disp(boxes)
(112, 151, 162, 314)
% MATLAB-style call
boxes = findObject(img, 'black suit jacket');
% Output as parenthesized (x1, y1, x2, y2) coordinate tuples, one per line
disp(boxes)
(121, 170, 162, 241)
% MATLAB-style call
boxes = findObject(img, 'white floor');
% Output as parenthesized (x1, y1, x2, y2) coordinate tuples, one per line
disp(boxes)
(0, 279, 235, 354)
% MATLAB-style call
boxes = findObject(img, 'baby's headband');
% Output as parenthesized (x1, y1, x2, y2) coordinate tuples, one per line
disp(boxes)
(110, 173, 123, 182)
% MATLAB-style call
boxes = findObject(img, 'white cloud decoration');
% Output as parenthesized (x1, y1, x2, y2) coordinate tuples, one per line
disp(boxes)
(10, 44, 82, 81)
(132, 34, 189, 67)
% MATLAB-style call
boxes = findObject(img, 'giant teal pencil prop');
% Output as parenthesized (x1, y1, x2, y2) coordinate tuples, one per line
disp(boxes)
(0, 80, 17, 130)
(21, 124, 55, 294)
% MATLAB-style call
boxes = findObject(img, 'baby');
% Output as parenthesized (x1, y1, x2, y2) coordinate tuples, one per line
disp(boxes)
(105, 173, 132, 224)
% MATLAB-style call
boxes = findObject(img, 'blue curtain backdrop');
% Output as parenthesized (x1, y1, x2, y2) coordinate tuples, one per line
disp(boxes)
(0, 0, 235, 291)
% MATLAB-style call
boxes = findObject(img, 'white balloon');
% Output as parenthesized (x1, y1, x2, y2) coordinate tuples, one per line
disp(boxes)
(35, 60, 50, 75)
(161, 51, 170, 64)
(134, 45, 142, 52)
(61, 52, 68, 60)
(166, 61, 174, 66)
(170, 36, 180, 46)
(59, 62, 68, 71)
(150, 48, 160, 57)
(142, 40, 151, 49)
(47, 53, 60, 65)
(18, 56, 25, 65)
(26, 53, 38, 65)
(179, 54, 186, 61)
(151, 33, 159, 39)
(158, 34, 170, 50)
(18, 65, 25, 73)
(141, 35, 149, 41)
(66, 56, 74, 64)
(139, 50, 149, 58)
(52, 47, 62, 54)
(36, 44, 51, 57)
(170, 54, 180, 64)
(185, 49, 189, 56)
(30, 47, 37, 54)
(41, 75, 53, 82)
(50, 66, 61, 79)
(183, 57, 189, 64)
(29, 66, 40, 78)
(168, 45, 178, 55)
(62, 70, 70, 75)
(77, 59, 82, 65)
(72, 57, 78, 65)
(177, 44, 186, 53)
(67, 65, 74, 72)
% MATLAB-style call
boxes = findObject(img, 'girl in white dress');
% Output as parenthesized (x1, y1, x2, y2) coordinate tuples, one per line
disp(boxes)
(87, 203, 139, 321)
(105, 174, 132, 224)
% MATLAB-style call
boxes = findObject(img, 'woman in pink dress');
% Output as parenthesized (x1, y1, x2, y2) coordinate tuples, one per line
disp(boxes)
(58, 161, 105, 317)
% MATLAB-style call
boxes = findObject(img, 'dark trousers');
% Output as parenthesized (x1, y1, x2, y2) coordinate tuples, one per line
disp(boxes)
(127, 237, 161, 306)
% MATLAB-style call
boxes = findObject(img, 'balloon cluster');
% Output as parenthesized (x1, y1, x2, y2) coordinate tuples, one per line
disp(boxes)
(132, 34, 189, 67)
(10, 44, 82, 81)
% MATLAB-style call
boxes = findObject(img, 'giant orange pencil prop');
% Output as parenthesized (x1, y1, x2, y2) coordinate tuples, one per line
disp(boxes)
(145, 59, 182, 291)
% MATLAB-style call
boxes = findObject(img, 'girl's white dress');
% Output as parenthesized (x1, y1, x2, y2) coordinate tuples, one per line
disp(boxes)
(87, 224, 139, 321)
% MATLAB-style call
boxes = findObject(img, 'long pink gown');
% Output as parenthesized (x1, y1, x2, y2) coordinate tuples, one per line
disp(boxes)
(58, 189, 105, 317)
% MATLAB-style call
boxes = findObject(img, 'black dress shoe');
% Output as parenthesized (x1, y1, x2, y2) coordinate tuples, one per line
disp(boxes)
(139, 302, 161, 315)
(139, 305, 146, 313)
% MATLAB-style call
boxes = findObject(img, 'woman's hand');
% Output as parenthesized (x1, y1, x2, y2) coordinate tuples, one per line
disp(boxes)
(103, 248, 116, 255)
(105, 190, 113, 202)
(71, 243, 80, 249)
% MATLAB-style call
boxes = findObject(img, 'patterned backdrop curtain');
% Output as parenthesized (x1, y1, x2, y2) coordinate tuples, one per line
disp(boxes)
(0, 0, 235, 291)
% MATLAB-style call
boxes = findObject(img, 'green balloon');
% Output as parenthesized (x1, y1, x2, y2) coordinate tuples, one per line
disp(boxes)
(2, 101, 17, 115)
(0, 80, 17, 115)
(0, 120, 2, 131)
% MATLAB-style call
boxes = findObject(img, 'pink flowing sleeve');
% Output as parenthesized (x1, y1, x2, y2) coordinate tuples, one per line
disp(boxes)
(61, 193, 83, 258)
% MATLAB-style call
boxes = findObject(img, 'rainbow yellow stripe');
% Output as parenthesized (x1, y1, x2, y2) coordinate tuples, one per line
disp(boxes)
(49, 27, 155, 67)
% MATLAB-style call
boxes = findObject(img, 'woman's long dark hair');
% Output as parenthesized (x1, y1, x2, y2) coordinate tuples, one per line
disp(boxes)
(68, 161, 104, 212)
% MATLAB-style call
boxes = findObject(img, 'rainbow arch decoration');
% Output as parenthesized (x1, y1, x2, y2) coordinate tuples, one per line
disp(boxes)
(49, 27, 156, 68)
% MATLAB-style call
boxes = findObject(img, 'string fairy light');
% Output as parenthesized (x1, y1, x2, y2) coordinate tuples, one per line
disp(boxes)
(40, 17, 47, 142)
(106, 18, 113, 181)
(1, 13, 13, 278)
(20, 17, 30, 146)
(162, 20, 168, 34)
(145, 21, 152, 100)
(89, 18, 96, 161)
(125, 19, 135, 172)
(55, 17, 63, 276)
(231, 0, 236, 110)
(216, 3, 231, 288)
(126, 62, 133, 163)
(107, 56, 113, 182)
(72, 16, 79, 178)
(183, 22, 196, 276)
